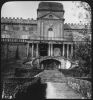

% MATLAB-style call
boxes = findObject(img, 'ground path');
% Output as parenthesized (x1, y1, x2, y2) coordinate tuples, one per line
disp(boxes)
(36, 70, 83, 99)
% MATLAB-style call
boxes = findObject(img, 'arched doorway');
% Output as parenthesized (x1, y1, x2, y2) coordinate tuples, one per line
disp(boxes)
(40, 59, 61, 70)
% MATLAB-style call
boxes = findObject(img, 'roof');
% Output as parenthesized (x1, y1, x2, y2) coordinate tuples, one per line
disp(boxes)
(38, 12, 62, 19)
(38, 2, 64, 11)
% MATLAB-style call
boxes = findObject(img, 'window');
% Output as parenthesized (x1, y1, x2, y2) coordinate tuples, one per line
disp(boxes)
(13, 25, 19, 30)
(1, 34, 5, 38)
(25, 26, 29, 31)
(49, 15, 53, 19)
(48, 28, 54, 40)
(5, 25, 9, 30)
(21, 35, 28, 39)
(23, 26, 25, 31)
(29, 27, 33, 31)
(23, 26, 29, 31)
(1, 34, 10, 38)
(48, 28, 53, 31)
(1, 25, 5, 30)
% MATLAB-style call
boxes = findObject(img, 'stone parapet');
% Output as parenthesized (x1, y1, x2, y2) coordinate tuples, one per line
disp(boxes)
(1, 17, 37, 24)
(1, 17, 91, 29)
(64, 23, 91, 29)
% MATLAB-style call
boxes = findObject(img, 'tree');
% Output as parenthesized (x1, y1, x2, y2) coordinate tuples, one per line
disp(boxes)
(72, 1, 91, 24)
(74, 40, 91, 76)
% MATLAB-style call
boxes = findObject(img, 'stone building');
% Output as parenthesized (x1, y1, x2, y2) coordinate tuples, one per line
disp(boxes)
(1, 2, 90, 69)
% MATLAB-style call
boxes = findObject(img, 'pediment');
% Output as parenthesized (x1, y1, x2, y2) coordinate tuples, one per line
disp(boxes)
(41, 13, 61, 19)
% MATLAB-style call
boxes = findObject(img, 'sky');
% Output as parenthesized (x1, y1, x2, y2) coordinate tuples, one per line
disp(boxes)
(1, 1, 89, 24)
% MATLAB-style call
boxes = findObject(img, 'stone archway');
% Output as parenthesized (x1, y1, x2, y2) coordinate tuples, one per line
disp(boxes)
(40, 59, 61, 70)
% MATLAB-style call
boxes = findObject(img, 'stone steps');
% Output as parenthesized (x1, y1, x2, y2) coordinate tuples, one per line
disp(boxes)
(38, 70, 67, 82)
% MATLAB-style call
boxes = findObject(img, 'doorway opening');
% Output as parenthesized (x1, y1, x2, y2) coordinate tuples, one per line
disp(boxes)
(39, 43, 48, 57)
(40, 59, 61, 70)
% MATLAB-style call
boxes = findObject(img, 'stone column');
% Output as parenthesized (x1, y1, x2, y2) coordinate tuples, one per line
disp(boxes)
(63, 43, 65, 56)
(32, 43, 34, 57)
(42, 22, 43, 40)
(36, 43, 39, 57)
(71, 44, 73, 58)
(51, 43, 53, 56)
(27, 43, 29, 57)
(60, 23, 62, 40)
(6, 43, 8, 60)
(58, 64, 61, 69)
(48, 43, 51, 56)
(67, 44, 69, 58)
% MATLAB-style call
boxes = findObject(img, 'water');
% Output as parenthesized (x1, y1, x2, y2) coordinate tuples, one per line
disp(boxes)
(46, 82, 57, 99)
(14, 81, 47, 100)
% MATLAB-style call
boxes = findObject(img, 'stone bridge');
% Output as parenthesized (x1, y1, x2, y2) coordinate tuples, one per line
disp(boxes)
(32, 56, 76, 69)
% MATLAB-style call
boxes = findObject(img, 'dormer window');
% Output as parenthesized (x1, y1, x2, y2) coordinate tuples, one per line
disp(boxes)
(49, 15, 53, 19)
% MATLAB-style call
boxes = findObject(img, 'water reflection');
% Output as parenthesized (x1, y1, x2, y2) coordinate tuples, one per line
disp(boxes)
(15, 79, 47, 100)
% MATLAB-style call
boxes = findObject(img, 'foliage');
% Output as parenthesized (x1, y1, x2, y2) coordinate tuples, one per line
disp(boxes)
(73, 39, 91, 77)
(67, 77, 92, 99)
(73, 1, 91, 24)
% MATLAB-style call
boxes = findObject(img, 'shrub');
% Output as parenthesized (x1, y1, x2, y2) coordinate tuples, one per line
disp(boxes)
(67, 77, 91, 99)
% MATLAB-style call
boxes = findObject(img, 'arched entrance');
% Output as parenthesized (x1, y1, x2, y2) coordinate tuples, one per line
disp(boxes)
(40, 59, 61, 70)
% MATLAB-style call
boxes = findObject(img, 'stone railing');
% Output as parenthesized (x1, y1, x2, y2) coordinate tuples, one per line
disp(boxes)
(1, 37, 73, 43)
(1, 38, 27, 43)
(66, 77, 92, 99)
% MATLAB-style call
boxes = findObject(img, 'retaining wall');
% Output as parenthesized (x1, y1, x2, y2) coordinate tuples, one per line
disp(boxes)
(1, 43, 27, 60)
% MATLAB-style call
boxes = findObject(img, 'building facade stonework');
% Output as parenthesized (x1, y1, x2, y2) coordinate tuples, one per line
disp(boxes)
(1, 2, 91, 69)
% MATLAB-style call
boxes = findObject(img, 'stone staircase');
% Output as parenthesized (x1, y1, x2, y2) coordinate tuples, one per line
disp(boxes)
(38, 70, 83, 99)
(38, 70, 67, 83)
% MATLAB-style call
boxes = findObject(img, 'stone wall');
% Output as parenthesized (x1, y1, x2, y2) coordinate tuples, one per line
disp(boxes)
(42, 20, 63, 40)
(1, 17, 90, 40)
(18, 44, 27, 59)
(1, 24, 37, 39)
(8, 44, 17, 59)
(1, 43, 27, 60)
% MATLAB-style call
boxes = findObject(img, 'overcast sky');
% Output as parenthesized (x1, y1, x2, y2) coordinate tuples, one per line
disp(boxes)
(1, 1, 88, 24)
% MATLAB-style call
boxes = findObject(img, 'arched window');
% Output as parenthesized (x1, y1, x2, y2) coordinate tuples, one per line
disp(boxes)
(49, 15, 53, 19)
(48, 28, 54, 40)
